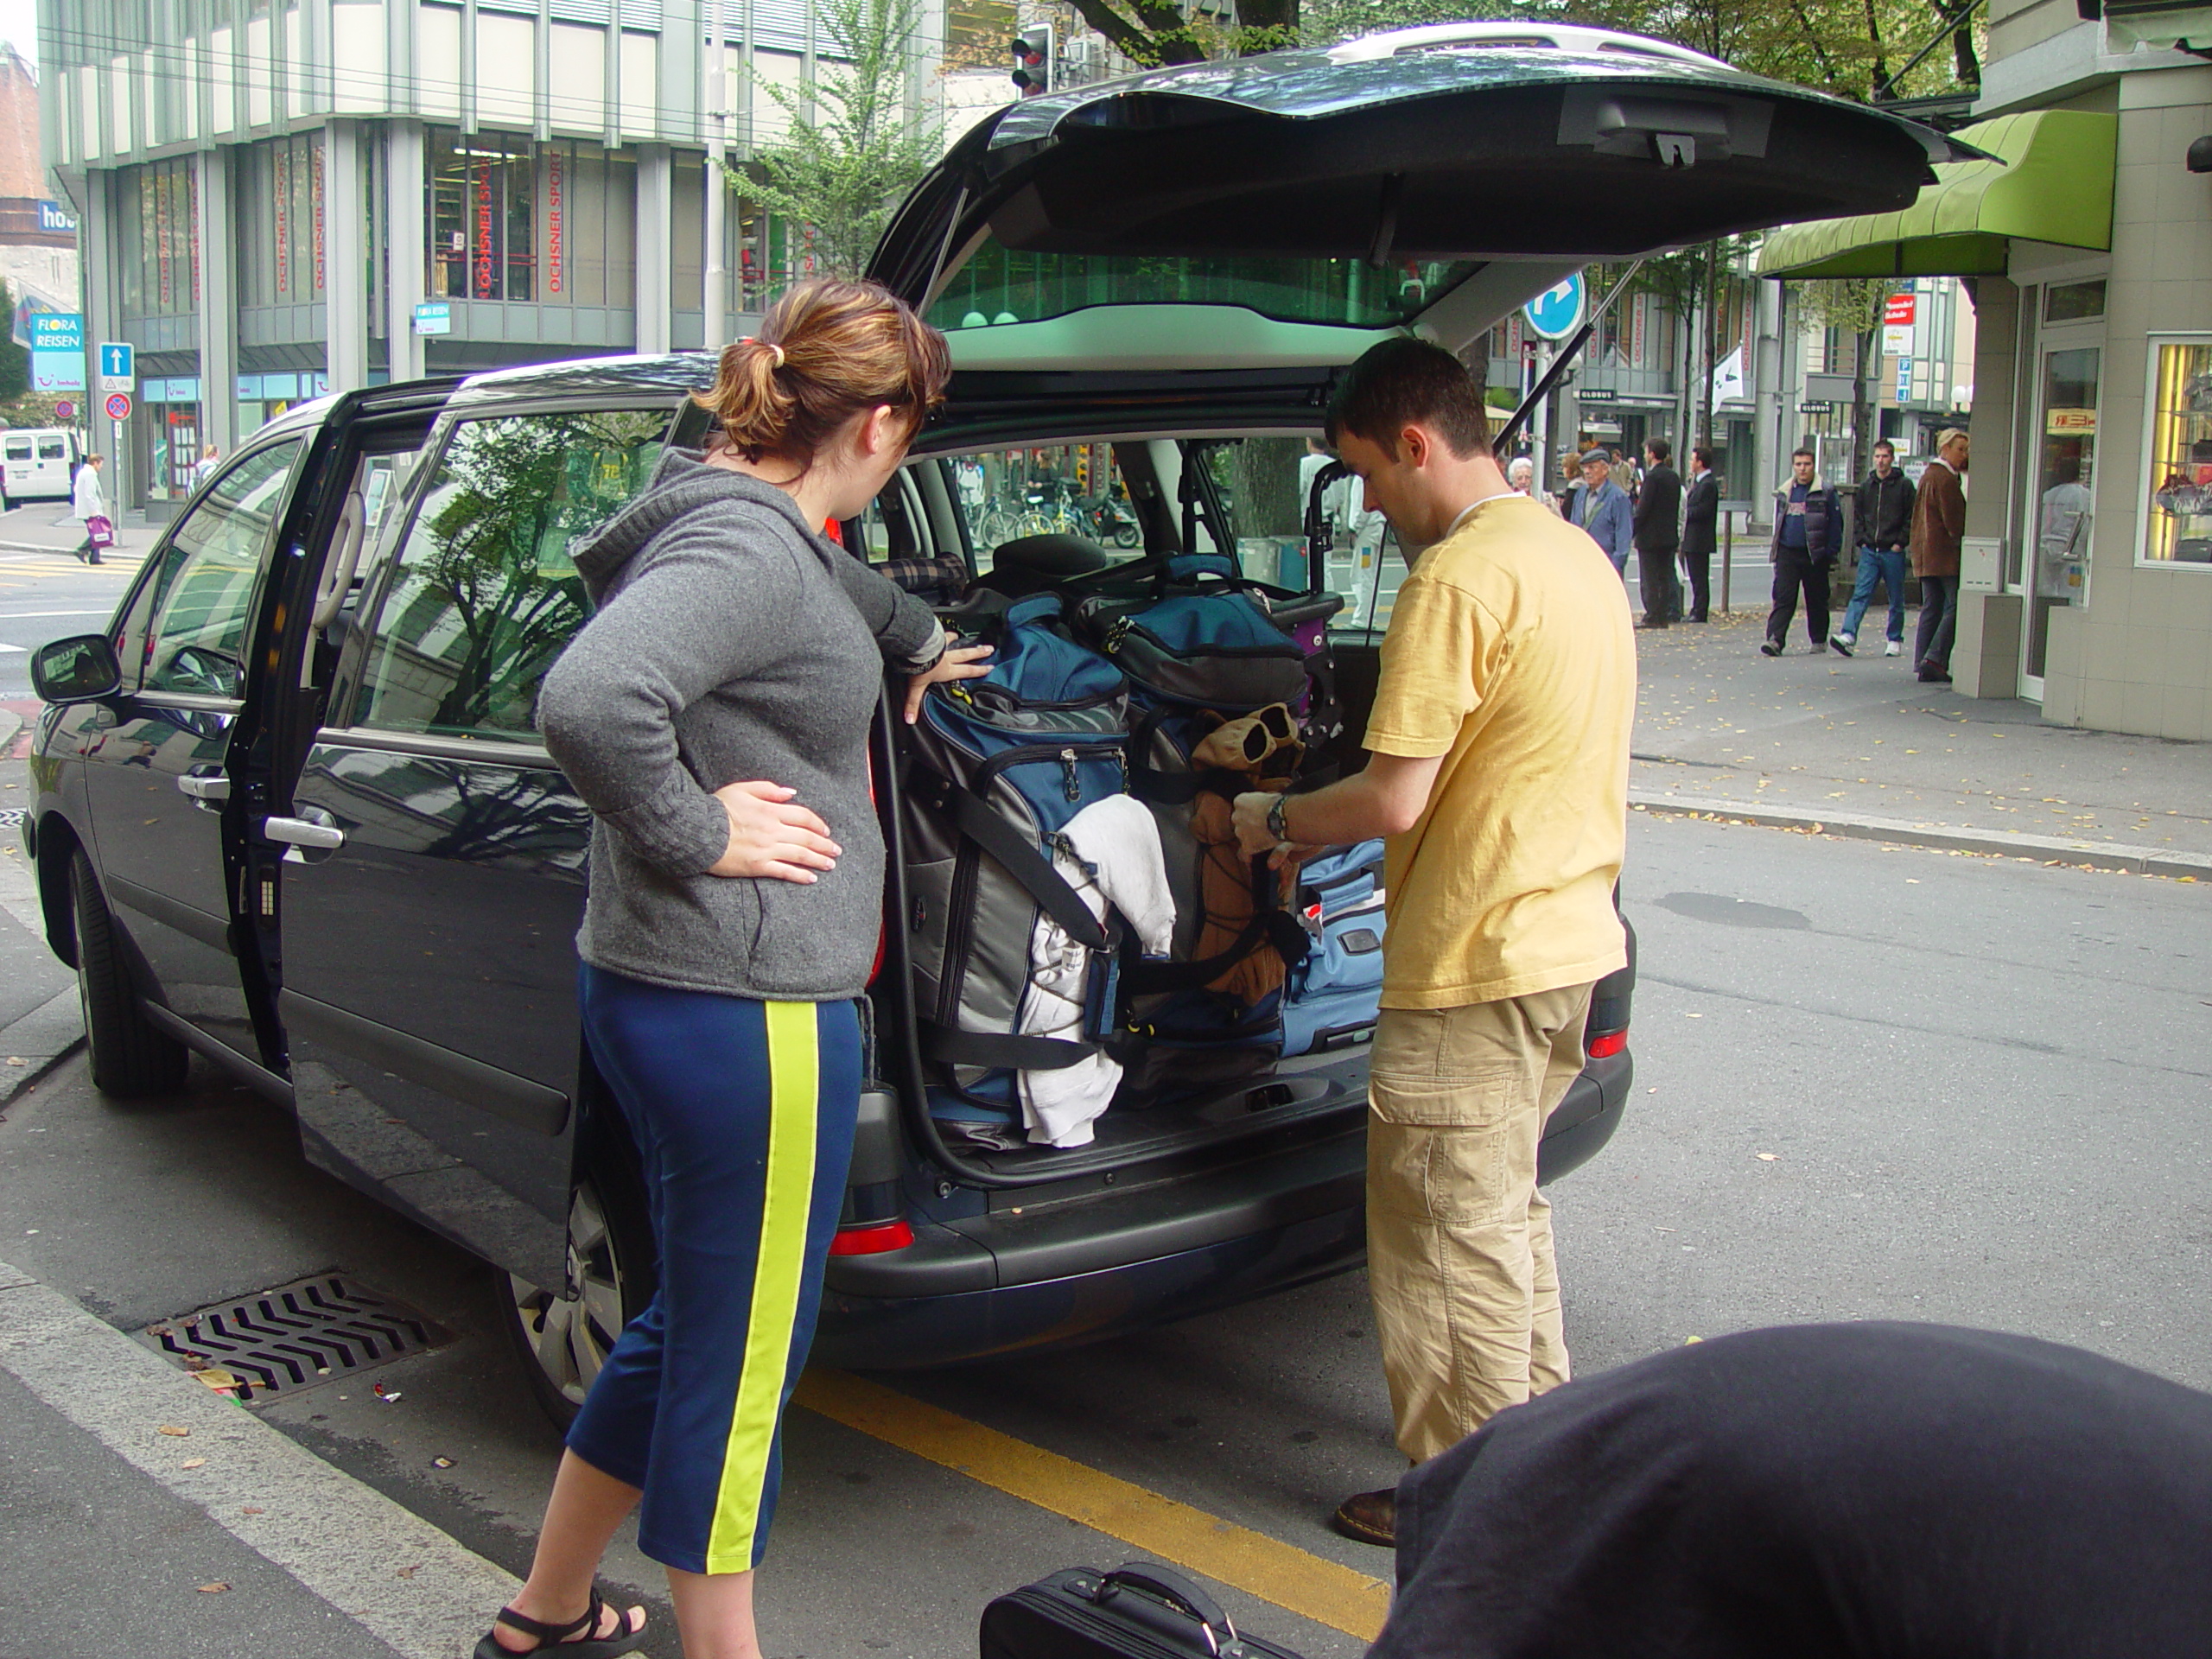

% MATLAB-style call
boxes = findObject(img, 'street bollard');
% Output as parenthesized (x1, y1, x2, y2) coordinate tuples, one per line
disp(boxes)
(1720, 510, 1732, 614)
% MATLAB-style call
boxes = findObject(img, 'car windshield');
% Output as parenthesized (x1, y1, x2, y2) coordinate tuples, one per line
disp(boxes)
(928, 245, 1478, 333)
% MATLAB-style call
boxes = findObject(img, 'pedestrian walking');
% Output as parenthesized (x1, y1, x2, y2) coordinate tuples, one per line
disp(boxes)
(1759, 448, 1841, 655)
(1912, 429, 1969, 683)
(69, 452, 109, 565)
(1679, 446, 1719, 621)
(503, 280, 990, 1659)
(1833, 438, 1917, 658)
(1632, 437, 1681, 628)
(1567, 447, 1633, 575)
(1230, 338, 1634, 1551)
(192, 443, 221, 489)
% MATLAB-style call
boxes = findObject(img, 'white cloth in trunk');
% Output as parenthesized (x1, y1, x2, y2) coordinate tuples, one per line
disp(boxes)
(1018, 794, 1175, 1147)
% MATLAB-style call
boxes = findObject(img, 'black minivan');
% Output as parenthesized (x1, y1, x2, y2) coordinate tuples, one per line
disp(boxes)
(23, 24, 1971, 1420)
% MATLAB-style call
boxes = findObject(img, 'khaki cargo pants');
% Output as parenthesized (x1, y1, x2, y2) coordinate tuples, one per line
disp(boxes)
(1366, 982, 1595, 1465)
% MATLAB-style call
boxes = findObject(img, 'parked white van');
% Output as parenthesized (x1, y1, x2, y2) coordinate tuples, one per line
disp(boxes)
(3, 428, 83, 511)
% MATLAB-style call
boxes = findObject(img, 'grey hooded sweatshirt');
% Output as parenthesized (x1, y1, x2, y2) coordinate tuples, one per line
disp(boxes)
(537, 448, 944, 1001)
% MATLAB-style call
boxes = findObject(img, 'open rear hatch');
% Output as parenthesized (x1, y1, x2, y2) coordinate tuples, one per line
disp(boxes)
(867, 26, 1980, 1189)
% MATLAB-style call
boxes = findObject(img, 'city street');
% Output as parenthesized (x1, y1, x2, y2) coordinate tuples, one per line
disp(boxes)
(0, 500, 144, 702)
(5, 703, 2207, 1656)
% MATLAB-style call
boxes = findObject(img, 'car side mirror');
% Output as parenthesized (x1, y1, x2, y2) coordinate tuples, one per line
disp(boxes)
(30, 633, 124, 703)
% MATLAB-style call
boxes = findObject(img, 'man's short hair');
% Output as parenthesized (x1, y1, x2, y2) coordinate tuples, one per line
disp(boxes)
(1872, 438, 1895, 454)
(1692, 446, 1714, 470)
(1792, 448, 1816, 462)
(1325, 337, 1491, 458)
(1937, 427, 1969, 450)
(1645, 437, 1671, 465)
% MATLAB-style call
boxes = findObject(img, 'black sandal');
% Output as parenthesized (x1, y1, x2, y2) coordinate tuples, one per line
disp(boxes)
(472, 1591, 647, 1658)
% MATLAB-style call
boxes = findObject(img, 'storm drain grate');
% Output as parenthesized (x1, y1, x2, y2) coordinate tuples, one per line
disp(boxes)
(139, 1273, 453, 1404)
(0, 808, 23, 830)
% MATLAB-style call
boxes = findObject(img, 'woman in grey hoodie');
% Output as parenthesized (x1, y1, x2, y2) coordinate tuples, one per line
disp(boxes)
(484, 280, 990, 1659)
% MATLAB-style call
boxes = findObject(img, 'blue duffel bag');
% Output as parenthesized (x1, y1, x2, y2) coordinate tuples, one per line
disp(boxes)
(1279, 840, 1386, 1057)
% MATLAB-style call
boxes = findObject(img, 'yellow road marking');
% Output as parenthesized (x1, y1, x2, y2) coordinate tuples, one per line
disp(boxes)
(794, 1370, 1391, 1641)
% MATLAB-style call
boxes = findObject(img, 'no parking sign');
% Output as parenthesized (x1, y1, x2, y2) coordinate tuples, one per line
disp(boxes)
(105, 391, 132, 421)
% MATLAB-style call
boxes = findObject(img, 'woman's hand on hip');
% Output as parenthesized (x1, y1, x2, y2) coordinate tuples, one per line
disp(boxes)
(709, 781, 842, 882)
(903, 637, 995, 724)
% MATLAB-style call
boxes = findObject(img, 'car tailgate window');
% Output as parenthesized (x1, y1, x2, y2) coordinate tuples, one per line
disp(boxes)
(354, 409, 667, 741)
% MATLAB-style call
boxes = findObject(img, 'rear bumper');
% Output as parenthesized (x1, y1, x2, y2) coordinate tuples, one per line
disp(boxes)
(815, 1046, 1632, 1368)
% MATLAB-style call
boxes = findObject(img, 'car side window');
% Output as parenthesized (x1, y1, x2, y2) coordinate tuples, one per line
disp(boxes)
(137, 439, 307, 699)
(354, 409, 668, 741)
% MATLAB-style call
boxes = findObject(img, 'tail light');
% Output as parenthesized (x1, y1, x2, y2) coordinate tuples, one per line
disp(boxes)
(830, 1219, 913, 1255)
(1587, 1029, 1628, 1059)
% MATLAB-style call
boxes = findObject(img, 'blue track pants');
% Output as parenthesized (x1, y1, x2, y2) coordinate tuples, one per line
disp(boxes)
(567, 964, 861, 1573)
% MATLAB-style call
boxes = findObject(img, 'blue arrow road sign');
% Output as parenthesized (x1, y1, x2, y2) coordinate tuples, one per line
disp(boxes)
(1522, 274, 1586, 341)
(99, 341, 135, 382)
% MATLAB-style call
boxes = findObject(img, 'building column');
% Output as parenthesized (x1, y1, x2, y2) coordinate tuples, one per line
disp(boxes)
(324, 119, 369, 392)
(634, 142, 672, 354)
(81, 169, 132, 505)
(195, 149, 241, 460)
(384, 120, 427, 382)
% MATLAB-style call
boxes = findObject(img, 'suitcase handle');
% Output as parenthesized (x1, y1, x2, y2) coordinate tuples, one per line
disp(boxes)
(1097, 1565, 1239, 1654)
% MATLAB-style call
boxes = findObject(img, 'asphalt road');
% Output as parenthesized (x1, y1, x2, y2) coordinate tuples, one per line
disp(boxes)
(4, 794, 2207, 1658)
(0, 500, 146, 702)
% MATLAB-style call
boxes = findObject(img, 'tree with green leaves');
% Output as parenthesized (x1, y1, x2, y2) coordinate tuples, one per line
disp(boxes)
(0, 283, 28, 405)
(734, 0, 940, 281)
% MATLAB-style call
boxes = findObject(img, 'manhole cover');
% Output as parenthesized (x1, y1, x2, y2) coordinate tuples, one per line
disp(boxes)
(139, 1274, 452, 1404)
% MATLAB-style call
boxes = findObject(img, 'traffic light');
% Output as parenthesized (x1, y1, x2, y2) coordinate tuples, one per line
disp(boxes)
(1009, 24, 1052, 95)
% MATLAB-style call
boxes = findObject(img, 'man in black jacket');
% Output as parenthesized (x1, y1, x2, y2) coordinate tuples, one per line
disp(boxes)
(1833, 438, 1916, 657)
(1631, 438, 1681, 629)
(1679, 447, 1719, 621)
(1760, 448, 1842, 655)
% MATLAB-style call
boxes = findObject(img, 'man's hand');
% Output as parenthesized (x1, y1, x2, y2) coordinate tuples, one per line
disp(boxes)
(904, 636, 995, 723)
(1232, 790, 1284, 857)
(709, 780, 842, 882)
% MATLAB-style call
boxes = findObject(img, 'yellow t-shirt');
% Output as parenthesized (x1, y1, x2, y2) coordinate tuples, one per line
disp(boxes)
(1363, 493, 1636, 1008)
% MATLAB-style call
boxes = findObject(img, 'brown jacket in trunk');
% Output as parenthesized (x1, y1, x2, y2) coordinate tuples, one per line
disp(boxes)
(1912, 459, 1967, 577)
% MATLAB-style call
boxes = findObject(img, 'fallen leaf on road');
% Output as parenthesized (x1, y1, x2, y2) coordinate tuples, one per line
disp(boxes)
(397, 1565, 420, 1579)
(4, 1057, 23, 1066)
(197, 1583, 229, 1594)
(157, 1424, 190, 1437)
(242, 1507, 264, 1515)
(181, 1458, 207, 1469)
(431, 1456, 455, 1469)
(194, 1369, 239, 1391)
(1755, 1152, 1780, 1161)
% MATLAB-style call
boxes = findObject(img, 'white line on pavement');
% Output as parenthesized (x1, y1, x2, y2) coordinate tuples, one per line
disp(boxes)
(0, 610, 111, 618)
(0, 1261, 523, 1659)
(0, 642, 22, 652)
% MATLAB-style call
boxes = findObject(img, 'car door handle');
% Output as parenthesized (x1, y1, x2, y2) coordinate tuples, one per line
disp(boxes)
(177, 773, 231, 802)
(264, 815, 346, 851)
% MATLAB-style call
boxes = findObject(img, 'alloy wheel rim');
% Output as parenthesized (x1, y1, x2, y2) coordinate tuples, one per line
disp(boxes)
(508, 1180, 626, 1408)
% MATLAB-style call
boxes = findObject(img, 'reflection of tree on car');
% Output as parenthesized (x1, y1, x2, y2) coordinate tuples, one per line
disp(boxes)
(360, 410, 665, 739)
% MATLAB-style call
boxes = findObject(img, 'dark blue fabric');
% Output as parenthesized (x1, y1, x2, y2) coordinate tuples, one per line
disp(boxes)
(566, 965, 861, 1573)
(1778, 482, 1812, 548)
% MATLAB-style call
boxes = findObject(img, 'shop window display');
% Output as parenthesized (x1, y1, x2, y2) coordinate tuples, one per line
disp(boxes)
(2145, 340, 2212, 566)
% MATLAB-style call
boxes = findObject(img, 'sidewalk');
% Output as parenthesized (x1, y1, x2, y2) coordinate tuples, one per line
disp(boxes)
(1630, 607, 2212, 874)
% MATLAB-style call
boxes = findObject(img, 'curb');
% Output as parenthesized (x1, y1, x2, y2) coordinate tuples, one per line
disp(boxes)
(1628, 790, 2212, 880)
(0, 988, 83, 1109)
(0, 1257, 519, 1659)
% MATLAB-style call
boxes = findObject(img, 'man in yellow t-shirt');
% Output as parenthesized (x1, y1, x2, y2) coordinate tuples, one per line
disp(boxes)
(1233, 338, 1635, 1549)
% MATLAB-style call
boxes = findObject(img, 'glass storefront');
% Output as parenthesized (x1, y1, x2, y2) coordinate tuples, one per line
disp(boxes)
(429, 130, 537, 302)
(118, 158, 200, 319)
(2144, 338, 2212, 568)
(2025, 344, 2099, 681)
(238, 133, 327, 308)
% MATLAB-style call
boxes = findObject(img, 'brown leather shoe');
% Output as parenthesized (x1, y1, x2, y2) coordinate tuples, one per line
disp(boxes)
(1330, 1487, 1396, 1547)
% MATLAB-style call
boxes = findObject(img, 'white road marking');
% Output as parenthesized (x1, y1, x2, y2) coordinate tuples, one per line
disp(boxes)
(0, 1259, 519, 1659)
(0, 642, 23, 652)
(0, 610, 110, 619)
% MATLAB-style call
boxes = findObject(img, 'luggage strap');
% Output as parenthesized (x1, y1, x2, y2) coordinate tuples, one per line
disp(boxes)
(912, 772, 1111, 952)
(1122, 857, 1310, 995)
(920, 1025, 1096, 1071)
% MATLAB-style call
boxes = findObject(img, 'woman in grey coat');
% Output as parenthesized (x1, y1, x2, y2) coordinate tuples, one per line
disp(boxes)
(481, 279, 989, 1659)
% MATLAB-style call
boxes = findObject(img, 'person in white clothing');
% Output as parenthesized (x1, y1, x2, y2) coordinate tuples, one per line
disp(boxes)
(193, 444, 221, 490)
(71, 454, 109, 565)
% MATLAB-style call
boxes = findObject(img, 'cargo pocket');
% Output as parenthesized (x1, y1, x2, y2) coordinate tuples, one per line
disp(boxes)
(1368, 1065, 1521, 1225)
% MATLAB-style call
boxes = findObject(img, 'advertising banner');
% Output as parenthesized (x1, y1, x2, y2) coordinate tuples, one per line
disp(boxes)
(29, 312, 86, 392)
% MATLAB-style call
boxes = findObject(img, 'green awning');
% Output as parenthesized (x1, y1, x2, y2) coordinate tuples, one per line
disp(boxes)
(1756, 109, 2115, 280)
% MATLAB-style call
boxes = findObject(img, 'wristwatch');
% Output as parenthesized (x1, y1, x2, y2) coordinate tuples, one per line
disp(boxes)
(1266, 794, 1292, 844)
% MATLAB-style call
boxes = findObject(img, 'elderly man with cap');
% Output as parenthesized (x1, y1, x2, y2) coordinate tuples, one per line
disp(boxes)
(1567, 448, 1633, 575)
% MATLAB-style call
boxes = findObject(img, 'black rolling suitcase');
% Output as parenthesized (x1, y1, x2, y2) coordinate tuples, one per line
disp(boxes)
(981, 1562, 1308, 1659)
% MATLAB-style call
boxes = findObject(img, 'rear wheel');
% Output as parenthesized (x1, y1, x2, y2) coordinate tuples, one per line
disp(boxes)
(500, 1172, 653, 1428)
(69, 852, 190, 1097)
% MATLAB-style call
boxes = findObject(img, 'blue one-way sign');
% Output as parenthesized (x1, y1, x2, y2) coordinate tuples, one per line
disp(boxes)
(98, 341, 135, 389)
